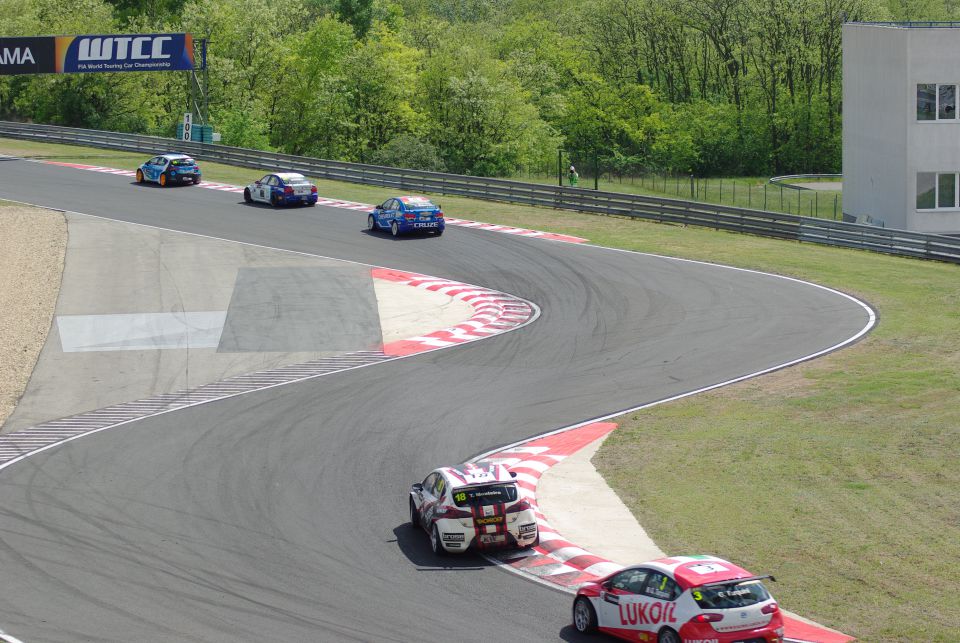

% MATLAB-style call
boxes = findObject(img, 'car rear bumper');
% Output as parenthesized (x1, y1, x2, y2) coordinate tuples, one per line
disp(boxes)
(399, 220, 445, 233)
(435, 516, 538, 553)
(281, 194, 318, 205)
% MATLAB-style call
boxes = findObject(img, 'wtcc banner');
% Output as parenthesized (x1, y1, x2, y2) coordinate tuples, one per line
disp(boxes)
(0, 34, 198, 75)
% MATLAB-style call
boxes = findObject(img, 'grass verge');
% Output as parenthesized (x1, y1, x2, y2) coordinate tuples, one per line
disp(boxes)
(2, 137, 957, 640)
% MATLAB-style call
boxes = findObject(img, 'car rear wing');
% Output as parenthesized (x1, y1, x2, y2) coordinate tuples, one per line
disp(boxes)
(697, 574, 776, 588)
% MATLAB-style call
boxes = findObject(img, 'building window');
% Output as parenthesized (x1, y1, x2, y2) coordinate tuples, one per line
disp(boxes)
(939, 173, 957, 208)
(916, 172, 960, 209)
(917, 84, 958, 120)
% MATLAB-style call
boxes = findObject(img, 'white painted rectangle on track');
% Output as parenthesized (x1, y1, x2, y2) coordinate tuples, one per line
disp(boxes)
(57, 311, 227, 352)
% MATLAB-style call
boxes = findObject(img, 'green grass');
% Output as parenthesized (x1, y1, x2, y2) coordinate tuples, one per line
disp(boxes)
(522, 172, 844, 220)
(3, 137, 958, 640)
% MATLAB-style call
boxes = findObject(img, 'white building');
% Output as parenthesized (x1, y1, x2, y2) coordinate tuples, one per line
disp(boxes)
(843, 22, 960, 233)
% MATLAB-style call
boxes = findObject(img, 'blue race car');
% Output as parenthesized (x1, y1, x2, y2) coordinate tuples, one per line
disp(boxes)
(243, 172, 319, 207)
(368, 195, 445, 237)
(136, 153, 201, 186)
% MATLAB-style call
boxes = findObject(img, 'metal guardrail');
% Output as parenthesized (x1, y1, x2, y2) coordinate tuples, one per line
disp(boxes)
(2, 120, 959, 264)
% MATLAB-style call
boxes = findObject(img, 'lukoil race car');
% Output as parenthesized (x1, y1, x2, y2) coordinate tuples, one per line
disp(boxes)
(572, 555, 785, 643)
(368, 195, 445, 236)
(136, 153, 201, 186)
(409, 463, 538, 554)
(243, 172, 319, 207)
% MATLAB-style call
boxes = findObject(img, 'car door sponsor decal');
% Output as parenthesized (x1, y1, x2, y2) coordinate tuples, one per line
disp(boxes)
(617, 600, 676, 627)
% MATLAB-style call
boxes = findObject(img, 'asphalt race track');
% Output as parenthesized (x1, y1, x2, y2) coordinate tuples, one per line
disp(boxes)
(0, 159, 872, 642)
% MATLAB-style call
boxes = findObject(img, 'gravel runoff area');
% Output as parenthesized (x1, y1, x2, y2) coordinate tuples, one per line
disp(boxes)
(0, 204, 66, 429)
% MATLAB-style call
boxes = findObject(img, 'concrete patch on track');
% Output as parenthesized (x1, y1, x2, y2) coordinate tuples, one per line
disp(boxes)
(36, 159, 589, 244)
(1, 213, 534, 433)
(0, 212, 538, 465)
(476, 422, 855, 643)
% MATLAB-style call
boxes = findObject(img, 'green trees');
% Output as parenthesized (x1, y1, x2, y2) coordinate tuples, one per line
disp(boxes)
(3, 0, 955, 177)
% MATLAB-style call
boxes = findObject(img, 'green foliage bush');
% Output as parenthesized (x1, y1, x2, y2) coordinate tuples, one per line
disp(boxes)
(2, 0, 932, 178)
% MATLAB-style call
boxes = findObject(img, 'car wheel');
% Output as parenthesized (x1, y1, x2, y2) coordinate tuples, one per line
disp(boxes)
(409, 500, 420, 528)
(193, 177, 201, 185)
(243, 188, 253, 203)
(135, 169, 144, 183)
(434, 228, 444, 237)
(271, 193, 280, 207)
(657, 628, 681, 643)
(390, 221, 400, 237)
(573, 597, 597, 633)
(367, 214, 378, 231)
(159, 173, 167, 187)
(430, 524, 446, 556)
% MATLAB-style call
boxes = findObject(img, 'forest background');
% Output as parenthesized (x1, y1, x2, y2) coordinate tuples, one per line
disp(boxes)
(0, 0, 952, 178)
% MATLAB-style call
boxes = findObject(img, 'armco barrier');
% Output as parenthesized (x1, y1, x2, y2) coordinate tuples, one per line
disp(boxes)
(3, 120, 960, 264)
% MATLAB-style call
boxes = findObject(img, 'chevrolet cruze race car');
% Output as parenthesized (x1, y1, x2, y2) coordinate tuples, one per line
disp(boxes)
(368, 195, 445, 236)
(572, 555, 785, 643)
(136, 153, 201, 186)
(243, 172, 319, 207)
(409, 463, 538, 554)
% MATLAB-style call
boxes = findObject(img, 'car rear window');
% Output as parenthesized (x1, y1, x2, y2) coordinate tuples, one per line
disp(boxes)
(691, 579, 771, 609)
(400, 197, 436, 208)
(451, 484, 518, 507)
(170, 158, 195, 166)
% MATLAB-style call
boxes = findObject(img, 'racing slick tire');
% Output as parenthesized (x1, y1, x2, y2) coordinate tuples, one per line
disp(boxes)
(657, 628, 681, 643)
(390, 221, 400, 237)
(409, 500, 420, 528)
(434, 228, 443, 237)
(367, 214, 378, 232)
(243, 188, 253, 203)
(135, 169, 144, 183)
(159, 173, 167, 187)
(192, 177, 201, 185)
(430, 524, 447, 556)
(573, 597, 597, 633)
(271, 193, 281, 207)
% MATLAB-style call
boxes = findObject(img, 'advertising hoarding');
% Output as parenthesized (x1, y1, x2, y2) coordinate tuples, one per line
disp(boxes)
(0, 34, 198, 75)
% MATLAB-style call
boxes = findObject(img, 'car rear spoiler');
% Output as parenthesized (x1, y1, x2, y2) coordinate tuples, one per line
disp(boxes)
(698, 574, 776, 588)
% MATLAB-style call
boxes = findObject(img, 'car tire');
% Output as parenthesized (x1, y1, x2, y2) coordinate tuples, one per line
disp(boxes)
(430, 524, 446, 556)
(135, 169, 144, 183)
(409, 500, 420, 528)
(271, 193, 280, 207)
(573, 597, 597, 633)
(159, 173, 167, 187)
(243, 188, 253, 203)
(367, 214, 378, 232)
(434, 228, 444, 236)
(390, 221, 400, 237)
(193, 177, 201, 185)
(657, 628, 681, 643)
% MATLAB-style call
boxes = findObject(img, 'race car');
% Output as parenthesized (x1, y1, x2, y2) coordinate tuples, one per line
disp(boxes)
(409, 463, 538, 555)
(368, 195, 445, 236)
(243, 172, 319, 207)
(571, 555, 785, 643)
(136, 153, 201, 186)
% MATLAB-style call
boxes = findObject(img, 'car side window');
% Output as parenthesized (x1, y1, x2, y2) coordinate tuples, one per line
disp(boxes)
(609, 569, 648, 593)
(388, 199, 399, 211)
(422, 473, 438, 495)
(432, 475, 446, 499)
(642, 572, 681, 601)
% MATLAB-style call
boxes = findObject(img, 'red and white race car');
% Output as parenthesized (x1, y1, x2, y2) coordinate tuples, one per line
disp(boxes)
(572, 555, 785, 643)
(409, 463, 538, 554)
